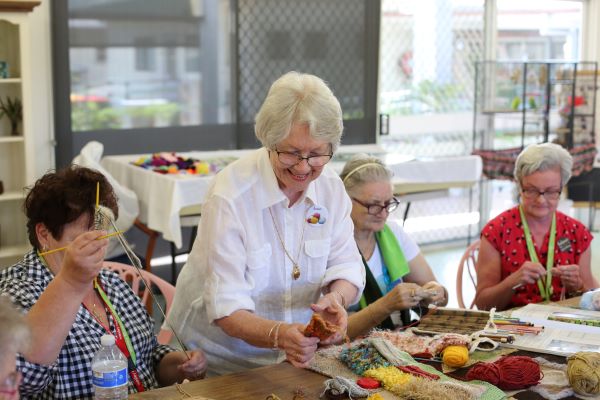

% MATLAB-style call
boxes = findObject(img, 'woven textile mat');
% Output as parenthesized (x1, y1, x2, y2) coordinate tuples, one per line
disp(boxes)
(309, 338, 506, 400)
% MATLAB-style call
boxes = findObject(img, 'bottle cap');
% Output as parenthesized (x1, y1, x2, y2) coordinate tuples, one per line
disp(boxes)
(101, 334, 116, 346)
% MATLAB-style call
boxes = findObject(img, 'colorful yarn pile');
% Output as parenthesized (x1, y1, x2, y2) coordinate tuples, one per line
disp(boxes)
(363, 366, 411, 390)
(466, 355, 541, 390)
(339, 342, 390, 375)
(567, 352, 600, 395)
(390, 377, 477, 400)
(132, 152, 235, 175)
(442, 345, 469, 368)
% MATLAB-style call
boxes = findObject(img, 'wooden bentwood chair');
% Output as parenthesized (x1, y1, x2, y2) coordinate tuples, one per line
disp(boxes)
(103, 261, 174, 345)
(456, 240, 480, 309)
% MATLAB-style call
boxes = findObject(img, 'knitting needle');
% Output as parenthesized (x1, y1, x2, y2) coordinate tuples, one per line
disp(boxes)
(39, 231, 124, 256)
(99, 207, 192, 361)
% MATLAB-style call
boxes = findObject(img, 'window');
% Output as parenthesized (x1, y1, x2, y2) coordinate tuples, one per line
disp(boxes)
(66, 0, 232, 132)
(53, 0, 378, 166)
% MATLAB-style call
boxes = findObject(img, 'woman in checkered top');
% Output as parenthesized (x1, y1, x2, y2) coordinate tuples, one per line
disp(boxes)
(0, 166, 207, 399)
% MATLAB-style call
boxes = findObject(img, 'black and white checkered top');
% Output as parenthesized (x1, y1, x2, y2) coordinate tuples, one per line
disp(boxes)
(0, 250, 174, 399)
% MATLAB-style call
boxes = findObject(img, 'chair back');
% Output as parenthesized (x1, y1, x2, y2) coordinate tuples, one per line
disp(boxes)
(456, 240, 480, 309)
(103, 261, 174, 344)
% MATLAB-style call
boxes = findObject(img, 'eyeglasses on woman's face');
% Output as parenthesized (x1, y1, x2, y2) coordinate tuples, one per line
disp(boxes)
(0, 371, 21, 397)
(520, 186, 562, 201)
(352, 197, 400, 215)
(272, 146, 333, 167)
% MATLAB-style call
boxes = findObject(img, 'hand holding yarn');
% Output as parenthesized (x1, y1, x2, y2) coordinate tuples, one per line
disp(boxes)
(177, 350, 208, 381)
(514, 261, 547, 286)
(279, 323, 319, 368)
(552, 264, 583, 293)
(58, 230, 109, 289)
(421, 281, 446, 305)
(311, 293, 347, 345)
(383, 282, 423, 311)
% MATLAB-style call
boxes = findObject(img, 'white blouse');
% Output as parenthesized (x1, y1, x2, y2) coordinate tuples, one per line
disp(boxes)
(168, 148, 365, 375)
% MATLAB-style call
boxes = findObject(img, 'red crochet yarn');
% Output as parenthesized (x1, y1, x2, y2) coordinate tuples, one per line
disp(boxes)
(466, 356, 542, 390)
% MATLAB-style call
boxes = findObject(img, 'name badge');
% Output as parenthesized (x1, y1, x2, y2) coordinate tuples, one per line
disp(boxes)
(557, 237, 572, 252)
(306, 205, 328, 226)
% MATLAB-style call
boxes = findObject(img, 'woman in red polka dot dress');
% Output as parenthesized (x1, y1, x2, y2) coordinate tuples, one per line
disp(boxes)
(475, 143, 598, 311)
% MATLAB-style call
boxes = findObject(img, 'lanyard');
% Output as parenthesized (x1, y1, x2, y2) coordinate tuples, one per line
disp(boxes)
(37, 253, 145, 392)
(93, 278, 146, 393)
(519, 205, 556, 302)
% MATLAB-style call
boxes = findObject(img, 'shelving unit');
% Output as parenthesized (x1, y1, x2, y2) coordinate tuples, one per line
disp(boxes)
(473, 61, 598, 180)
(0, 1, 40, 267)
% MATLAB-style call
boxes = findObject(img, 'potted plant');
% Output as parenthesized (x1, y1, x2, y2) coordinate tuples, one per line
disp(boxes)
(0, 96, 23, 136)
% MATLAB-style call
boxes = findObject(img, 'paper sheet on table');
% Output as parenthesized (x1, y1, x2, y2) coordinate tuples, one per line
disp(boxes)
(506, 303, 600, 355)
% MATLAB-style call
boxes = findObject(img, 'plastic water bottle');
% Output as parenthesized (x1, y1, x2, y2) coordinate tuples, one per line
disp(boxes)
(92, 334, 128, 399)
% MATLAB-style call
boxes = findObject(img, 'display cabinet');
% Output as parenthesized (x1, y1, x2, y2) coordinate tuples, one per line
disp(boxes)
(0, 2, 41, 266)
(473, 61, 598, 180)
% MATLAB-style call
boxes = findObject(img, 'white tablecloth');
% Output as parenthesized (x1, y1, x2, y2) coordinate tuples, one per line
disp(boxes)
(102, 145, 482, 248)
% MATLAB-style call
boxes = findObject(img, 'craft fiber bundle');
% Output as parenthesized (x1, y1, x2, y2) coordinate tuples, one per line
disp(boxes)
(567, 352, 600, 395)
(466, 355, 541, 390)
(442, 345, 469, 367)
(339, 342, 390, 376)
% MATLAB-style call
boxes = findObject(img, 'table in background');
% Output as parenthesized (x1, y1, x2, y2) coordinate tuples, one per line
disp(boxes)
(103, 145, 482, 249)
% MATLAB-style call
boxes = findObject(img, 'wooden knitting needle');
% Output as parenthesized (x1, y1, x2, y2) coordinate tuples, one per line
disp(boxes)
(39, 231, 124, 256)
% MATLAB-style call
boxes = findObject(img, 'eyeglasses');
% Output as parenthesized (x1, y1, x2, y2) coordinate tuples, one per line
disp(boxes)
(272, 147, 333, 167)
(521, 187, 562, 201)
(0, 371, 21, 396)
(352, 197, 400, 215)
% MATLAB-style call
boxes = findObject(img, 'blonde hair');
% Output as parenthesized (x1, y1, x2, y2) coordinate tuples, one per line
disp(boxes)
(0, 296, 30, 356)
(255, 71, 343, 152)
(340, 154, 392, 197)
(514, 143, 573, 186)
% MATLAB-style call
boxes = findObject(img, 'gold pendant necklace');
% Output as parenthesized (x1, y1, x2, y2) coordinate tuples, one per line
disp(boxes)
(269, 207, 305, 280)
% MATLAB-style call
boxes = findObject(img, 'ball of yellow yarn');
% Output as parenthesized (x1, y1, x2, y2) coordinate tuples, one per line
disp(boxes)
(567, 352, 600, 395)
(442, 345, 469, 367)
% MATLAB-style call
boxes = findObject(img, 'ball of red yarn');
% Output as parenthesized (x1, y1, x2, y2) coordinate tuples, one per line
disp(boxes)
(466, 362, 501, 385)
(466, 355, 541, 390)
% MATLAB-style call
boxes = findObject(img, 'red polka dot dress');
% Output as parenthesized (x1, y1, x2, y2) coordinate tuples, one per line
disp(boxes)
(481, 206, 593, 307)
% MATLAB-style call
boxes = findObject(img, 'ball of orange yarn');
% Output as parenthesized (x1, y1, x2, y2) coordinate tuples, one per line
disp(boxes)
(442, 345, 469, 367)
(466, 355, 541, 390)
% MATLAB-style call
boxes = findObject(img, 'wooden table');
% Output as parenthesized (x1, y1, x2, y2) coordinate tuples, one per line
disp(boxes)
(130, 362, 328, 399)
(133, 299, 587, 399)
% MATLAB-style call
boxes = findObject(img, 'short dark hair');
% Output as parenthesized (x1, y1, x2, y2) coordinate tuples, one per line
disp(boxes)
(24, 166, 119, 249)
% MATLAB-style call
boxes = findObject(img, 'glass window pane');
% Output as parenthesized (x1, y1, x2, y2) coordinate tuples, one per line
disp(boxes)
(68, 0, 233, 132)
(379, 0, 484, 157)
(497, 0, 583, 61)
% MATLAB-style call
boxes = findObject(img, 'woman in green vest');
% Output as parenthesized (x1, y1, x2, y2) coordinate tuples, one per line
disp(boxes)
(340, 155, 448, 338)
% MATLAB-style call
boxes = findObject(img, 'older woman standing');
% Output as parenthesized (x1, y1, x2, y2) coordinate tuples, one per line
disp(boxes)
(340, 155, 447, 338)
(0, 297, 30, 400)
(476, 143, 598, 311)
(0, 166, 206, 399)
(168, 72, 365, 375)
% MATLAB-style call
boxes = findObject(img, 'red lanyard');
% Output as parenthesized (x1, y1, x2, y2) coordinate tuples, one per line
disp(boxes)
(85, 279, 146, 393)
